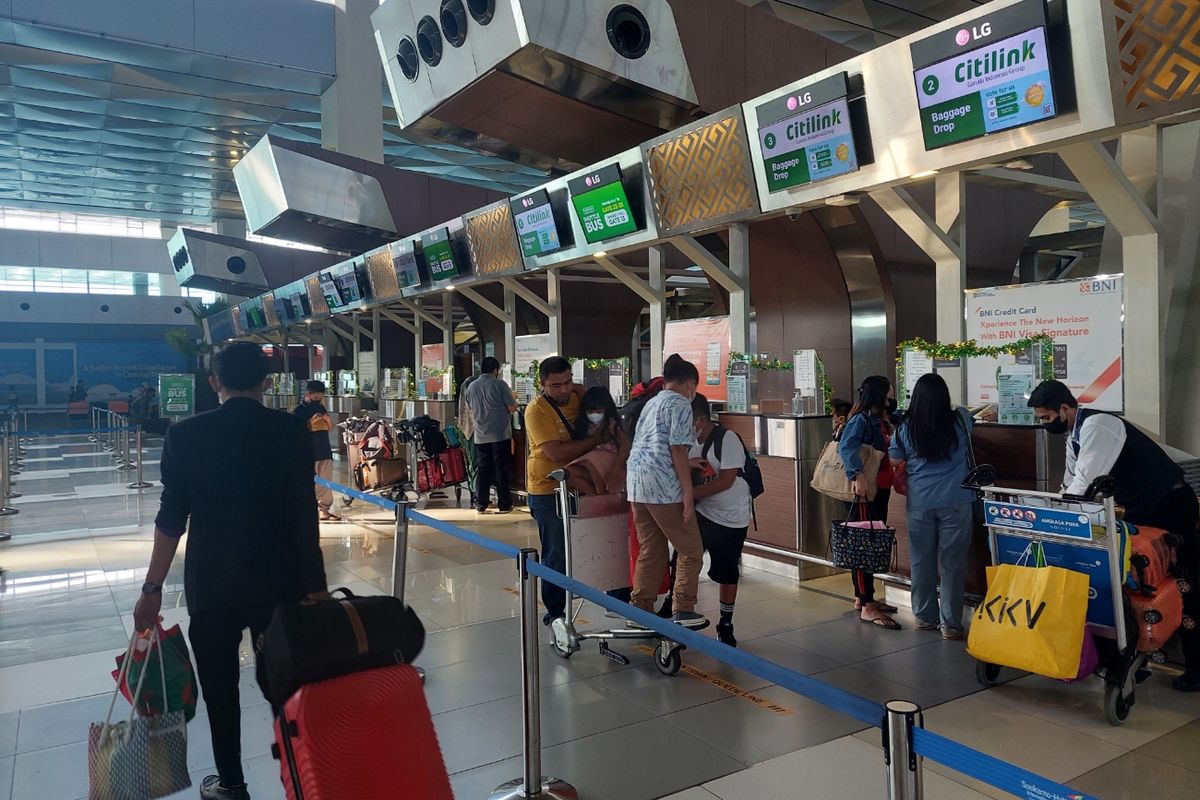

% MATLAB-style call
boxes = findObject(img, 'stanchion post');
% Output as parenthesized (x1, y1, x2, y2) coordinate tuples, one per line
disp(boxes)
(389, 497, 425, 683)
(885, 700, 924, 800)
(0, 433, 18, 517)
(117, 419, 135, 471)
(127, 427, 152, 489)
(5, 427, 19, 501)
(489, 549, 578, 800)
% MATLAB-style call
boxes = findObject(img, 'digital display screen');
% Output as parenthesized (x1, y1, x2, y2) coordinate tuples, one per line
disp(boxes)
(758, 96, 858, 192)
(420, 228, 458, 282)
(568, 164, 638, 244)
(318, 271, 343, 309)
(243, 302, 266, 330)
(288, 293, 311, 320)
(392, 244, 421, 288)
(334, 264, 366, 305)
(912, 10, 1056, 150)
(274, 298, 291, 322)
(510, 190, 563, 257)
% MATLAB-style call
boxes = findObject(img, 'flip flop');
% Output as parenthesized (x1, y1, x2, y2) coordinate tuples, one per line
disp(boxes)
(855, 601, 899, 613)
(860, 615, 902, 630)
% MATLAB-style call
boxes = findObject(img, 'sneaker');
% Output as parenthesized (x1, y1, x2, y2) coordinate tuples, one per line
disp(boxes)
(1173, 671, 1200, 692)
(915, 619, 939, 631)
(672, 611, 708, 629)
(655, 598, 674, 619)
(941, 626, 964, 640)
(496, 508, 513, 515)
(200, 777, 251, 800)
(716, 622, 738, 647)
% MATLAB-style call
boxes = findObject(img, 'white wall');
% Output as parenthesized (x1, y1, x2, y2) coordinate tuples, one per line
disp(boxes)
(0, 292, 194, 327)
(0, 229, 168, 273)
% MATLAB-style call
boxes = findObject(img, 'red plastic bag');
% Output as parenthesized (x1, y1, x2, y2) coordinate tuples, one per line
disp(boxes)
(112, 624, 199, 721)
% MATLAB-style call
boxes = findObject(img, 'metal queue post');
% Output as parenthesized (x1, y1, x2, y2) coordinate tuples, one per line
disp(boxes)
(0, 424, 17, 522)
(126, 427, 153, 490)
(388, 495, 424, 684)
(885, 701, 924, 800)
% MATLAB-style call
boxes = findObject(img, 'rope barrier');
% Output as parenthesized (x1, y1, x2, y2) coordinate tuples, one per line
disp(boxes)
(2, 427, 127, 437)
(407, 509, 523, 560)
(314, 475, 396, 511)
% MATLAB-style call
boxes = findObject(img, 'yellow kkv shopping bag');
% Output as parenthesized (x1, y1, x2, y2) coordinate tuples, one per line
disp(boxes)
(966, 563, 1089, 680)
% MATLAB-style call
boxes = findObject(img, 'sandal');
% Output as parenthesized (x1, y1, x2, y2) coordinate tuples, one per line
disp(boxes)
(855, 601, 899, 614)
(860, 614, 902, 630)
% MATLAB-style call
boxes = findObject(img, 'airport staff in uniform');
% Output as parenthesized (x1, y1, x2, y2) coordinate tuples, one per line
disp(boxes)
(1028, 380, 1200, 692)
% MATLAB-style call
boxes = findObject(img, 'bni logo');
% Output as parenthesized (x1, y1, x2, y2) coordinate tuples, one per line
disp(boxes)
(1079, 279, 1118, 294)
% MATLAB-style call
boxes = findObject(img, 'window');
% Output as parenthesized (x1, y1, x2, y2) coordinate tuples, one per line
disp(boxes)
(0, 207, 162, 239)
(0, 267, 175, 296)
(183, 287, 221, 304)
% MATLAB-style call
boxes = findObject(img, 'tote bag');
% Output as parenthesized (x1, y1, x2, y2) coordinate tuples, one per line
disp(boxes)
(829, 502, 896, 573)
(811, 441, 883, 502)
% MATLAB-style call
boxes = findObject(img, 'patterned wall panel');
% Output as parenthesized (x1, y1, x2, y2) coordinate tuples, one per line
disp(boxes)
(465, 204, 523, 277)
(231, 307, 245, 337)
(644, 111, 760, 236)
(305, 275, 331, 319)
(364, 248, 402, 303)
(1112, 0, 1200, 116)
(262, 292, 279, 328)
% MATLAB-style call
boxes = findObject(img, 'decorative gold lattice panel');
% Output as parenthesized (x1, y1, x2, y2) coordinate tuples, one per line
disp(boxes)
(466, 205, 522, 276)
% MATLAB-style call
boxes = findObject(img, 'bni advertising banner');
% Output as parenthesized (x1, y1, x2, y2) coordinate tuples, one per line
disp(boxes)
(965, 275, 1124, 411)
(663, 317, 731, 403)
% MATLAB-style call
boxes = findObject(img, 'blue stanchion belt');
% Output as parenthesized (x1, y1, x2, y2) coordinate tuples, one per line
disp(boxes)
(912, 728, 1097, 800)
(312, 475, 1100, 800)
(4, 427, 126, 437)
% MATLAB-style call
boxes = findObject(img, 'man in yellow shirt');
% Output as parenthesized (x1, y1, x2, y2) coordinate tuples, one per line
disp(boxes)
(525, 357, 601, 623)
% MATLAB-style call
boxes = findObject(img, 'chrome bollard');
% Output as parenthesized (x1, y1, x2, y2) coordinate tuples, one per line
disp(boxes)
(127, 428, 153, 489)
(389, 498, 425, 684)
(117, 420, 135, 471)
(885, 700, 925, 800)
(489, 549, 578, 800)
(0, 434, 19, 517)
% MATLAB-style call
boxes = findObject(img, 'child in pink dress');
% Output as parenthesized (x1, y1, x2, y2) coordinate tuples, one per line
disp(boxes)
(567, 387, 629, 495)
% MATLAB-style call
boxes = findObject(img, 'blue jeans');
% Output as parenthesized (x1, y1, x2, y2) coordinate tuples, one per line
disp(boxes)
(528, 493, 566, 622)
(906, 503, 974, 630)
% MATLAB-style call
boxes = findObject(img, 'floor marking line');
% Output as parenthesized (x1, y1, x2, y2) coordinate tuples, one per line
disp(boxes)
(632, 645, 795, 715)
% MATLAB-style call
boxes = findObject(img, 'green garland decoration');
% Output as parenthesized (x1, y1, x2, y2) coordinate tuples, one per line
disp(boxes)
(896, 334, 1055, 404)
(814, 354, 834, 414)
(726, 352, 792, 372)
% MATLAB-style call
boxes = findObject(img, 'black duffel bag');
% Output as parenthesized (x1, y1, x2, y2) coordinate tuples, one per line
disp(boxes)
(257, 588, 425, 709)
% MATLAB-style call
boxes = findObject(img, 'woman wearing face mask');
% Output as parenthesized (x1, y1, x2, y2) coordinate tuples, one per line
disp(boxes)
(837, 375, 900, 629)
(565, 387, 630, 495)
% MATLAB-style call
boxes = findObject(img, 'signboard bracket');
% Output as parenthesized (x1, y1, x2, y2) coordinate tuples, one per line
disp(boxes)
(594, 254, 659, 304)
(378, 307, 416, 335)
(458, 286, 513, 324)
(396, 297, 449, 333)
(498, 276, 556, 319)
(670, 234, 748, 294)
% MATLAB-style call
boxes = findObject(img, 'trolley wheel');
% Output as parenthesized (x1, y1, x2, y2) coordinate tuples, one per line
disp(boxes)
(340, 495, 354, 508)
(1144, 609, 1163, 625)
(1184, 615, 1197, 631)
(1150, 649, 1169, 665)
(975, 661, 1002, 688)
(655, 643, 682, 676)
(1179, 579, 1193, 595)
(1104, 684, 1133, 726)
(455, 486, 463, 504)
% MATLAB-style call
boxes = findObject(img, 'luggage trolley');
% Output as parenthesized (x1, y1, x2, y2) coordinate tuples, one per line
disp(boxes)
(546, 469, 709, 675)
(965, 468, 1147, 725)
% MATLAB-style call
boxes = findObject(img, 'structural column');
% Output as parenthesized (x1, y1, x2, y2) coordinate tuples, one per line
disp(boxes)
(648, 247, 667, 377)
(545, 271, 563, 356)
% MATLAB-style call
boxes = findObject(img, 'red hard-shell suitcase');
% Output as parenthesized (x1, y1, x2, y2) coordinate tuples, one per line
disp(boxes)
(438, 447, 468, 485)
(273, 664, 453, 800)
(1127, 577, 1184, 654)
(417, 458, 444, 493)
(1128, 525, 1177, 589)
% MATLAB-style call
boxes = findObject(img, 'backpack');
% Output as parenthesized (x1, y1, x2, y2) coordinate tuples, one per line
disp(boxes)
(701, 424, 765, 529)
(409, 415, 447, 457)
(619, 377, 665, 440)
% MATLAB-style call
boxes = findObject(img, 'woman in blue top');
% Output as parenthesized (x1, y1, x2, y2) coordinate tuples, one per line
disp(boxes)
(838, 375, 899, 630)
(888, 373, 976, 639)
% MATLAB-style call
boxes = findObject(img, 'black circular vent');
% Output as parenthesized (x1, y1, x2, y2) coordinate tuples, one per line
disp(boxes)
(607, 5, 651, 60)
(440, 0, 467, 47)
(467, 0, 494, 25)
(19, 302, 29, 311)
(416, 16, 443, 67)
(226, 256, 247, 275)
(397, 37, 419, 82)
(174, 306, 184, 315)
(100, 304, 110, 313)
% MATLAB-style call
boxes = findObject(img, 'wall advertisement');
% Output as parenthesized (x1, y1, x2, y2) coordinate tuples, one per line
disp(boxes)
(965, 275, 1124, 411)
(663, 317, 731, 403)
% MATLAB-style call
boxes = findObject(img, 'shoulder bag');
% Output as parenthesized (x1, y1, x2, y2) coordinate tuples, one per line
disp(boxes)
(810, 418, 883, 502)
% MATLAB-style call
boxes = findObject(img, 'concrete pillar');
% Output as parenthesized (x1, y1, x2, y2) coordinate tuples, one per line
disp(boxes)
(546, 271, 563, 356)
(503, 284, 517, 365)
(321, 0, 385, 163)
(648, 246, 666, 377)
(727, 224, 751, 355)
(934, 173, 966, 404)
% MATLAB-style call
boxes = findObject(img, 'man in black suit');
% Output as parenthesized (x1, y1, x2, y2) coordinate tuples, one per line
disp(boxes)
(134, 342, 327, 800)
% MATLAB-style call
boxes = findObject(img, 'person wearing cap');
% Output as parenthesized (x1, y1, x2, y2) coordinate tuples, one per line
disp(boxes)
(293, 380, 339, 521)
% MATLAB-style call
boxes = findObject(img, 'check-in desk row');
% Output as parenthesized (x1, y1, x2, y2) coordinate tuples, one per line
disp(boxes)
(717, 414, 1065, 593)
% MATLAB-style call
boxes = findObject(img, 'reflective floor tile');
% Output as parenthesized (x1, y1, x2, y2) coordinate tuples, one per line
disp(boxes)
(0, 712, 15, 757)
(0, 650, 123, 712)
(850, 638, 984, 701)
(811, 663, 944, 711)
(594, 655, 773, 718)
(702, 734, 993, 800)
(1069, 750, 1199, 799)
(11, 740, 86, 800)
(186, 703, 276, 771)
(736, 636, 843, 676)
(416, 619, 520, 670)
(16, 693, 114, 754)
(660, 788, 721, 800)
(539, 717, 743, 800)
(774, 615, 931, 665)
(665, 683, 869, 765)
(448, 754, 523, 800)
(1136, 718, 1200, 772)
(0, 756, 11, 800)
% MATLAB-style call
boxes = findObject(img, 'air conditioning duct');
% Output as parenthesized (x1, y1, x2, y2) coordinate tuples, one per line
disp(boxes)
(167, 228, 339, 297)
(372, 0, 699, 172)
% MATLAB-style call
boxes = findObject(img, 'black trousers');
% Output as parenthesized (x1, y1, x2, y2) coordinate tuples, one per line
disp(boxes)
(188, 606, 275, 788)
(1125, 484, 1200, 673)
(845, 489, 891, 604)
(474, 439, 513, 512)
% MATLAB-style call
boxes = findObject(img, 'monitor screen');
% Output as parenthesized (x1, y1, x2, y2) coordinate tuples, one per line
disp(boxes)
(568, 164, 638, 244)
(420, 228, 458, 283)
(911, 2, 1056, 151)
(288, 293, 311, 320)
(510, 190, 563, 257)
(392, 243, 422, 289)
(757, 95, 858, 192)
(334, 265, 365, 305)
(274, 297, 291, 322)
(318, 271, 343, 309)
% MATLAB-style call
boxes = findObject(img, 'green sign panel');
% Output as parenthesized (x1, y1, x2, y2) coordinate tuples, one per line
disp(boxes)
(568, 164, 639, 245)
(159, 373, 195, 417)
(420, 228, 459, 282)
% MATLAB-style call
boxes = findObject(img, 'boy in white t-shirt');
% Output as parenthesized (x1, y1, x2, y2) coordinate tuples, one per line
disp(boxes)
(688, 394, 752, 646)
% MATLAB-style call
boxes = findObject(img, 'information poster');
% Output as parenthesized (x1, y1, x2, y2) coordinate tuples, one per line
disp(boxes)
(420, 343, 445, 399)
(510, 190, 563, 257)
(910, 0, 1058, 150)
(420, 228, 458, 282)
(794, 350, 818, 395)
(515, 334, 557, 403)
(901, 348, 935, 408)
(158, 374, 195, 417)
(663, 317, 731, 403)
(996, 366, 1034, 425)
(965, 275, 1124, 411)
(609, 363, 626, 403)
(568, 164, 639, 244)
(727, 360, 750, 413)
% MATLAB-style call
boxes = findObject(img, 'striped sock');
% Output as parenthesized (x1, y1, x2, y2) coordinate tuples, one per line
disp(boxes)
(719, 602, 735, 626)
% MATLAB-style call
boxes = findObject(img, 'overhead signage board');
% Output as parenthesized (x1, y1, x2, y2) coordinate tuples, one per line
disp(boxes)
(317, 271, 343, 310)
(420, 227, 459, 283)
(509, 190, 563, 257)
(389, 240, 422, 289)
(911, 0, 1058, 150)
(568, 164, 639, 244)
(333, 261, 367, 307)
(755, 73, 860, 192)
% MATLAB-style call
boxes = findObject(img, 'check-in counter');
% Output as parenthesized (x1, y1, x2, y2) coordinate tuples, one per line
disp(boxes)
(382, 399, 457, 425)
(330, 395, 362, 415)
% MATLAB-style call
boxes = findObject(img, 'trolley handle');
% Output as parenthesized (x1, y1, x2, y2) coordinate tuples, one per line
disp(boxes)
(1062, 474, 1115, 503)
(961, 464, 997, 492)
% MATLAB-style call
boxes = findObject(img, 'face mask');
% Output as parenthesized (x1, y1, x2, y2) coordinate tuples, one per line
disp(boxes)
(586, 412, 605, 425)
(1043, 414, 1069, 435)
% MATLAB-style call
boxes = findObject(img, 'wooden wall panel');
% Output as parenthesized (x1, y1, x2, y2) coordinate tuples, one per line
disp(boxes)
(750, 455, 799, 550)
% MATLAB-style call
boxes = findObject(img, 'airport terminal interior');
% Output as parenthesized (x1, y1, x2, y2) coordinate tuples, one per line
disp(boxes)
(2, 1, 1200, 799)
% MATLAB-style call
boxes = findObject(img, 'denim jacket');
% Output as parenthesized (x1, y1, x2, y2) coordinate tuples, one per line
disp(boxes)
(838, 411, 887, 480)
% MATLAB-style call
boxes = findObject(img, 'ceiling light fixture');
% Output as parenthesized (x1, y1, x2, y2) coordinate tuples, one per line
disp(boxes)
(1003, 158, 1035, 171)
(910, 170, 939, 180)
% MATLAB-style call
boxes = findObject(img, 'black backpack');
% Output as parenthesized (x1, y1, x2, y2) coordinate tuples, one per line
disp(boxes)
(618, 377, 665, 440)
(409, 415, 446, 457)
(701, 424, 765, 529)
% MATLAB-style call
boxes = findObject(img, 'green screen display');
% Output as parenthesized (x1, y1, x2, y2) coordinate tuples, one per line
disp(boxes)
(420, 228, 458, 282)
(568, 165, 639, 244)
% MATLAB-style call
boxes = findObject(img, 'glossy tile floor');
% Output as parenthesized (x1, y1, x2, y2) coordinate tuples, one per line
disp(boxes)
(1, 432, 1198, 799)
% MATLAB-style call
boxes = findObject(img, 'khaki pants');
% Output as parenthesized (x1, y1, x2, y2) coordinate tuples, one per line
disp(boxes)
(314, 459, 333, 513)
(631, 502, 703, 613)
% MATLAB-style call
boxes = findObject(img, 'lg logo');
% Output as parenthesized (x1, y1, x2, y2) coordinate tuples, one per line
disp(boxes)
(955, 22, 992, 46)
(785, 92, 813, 112)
